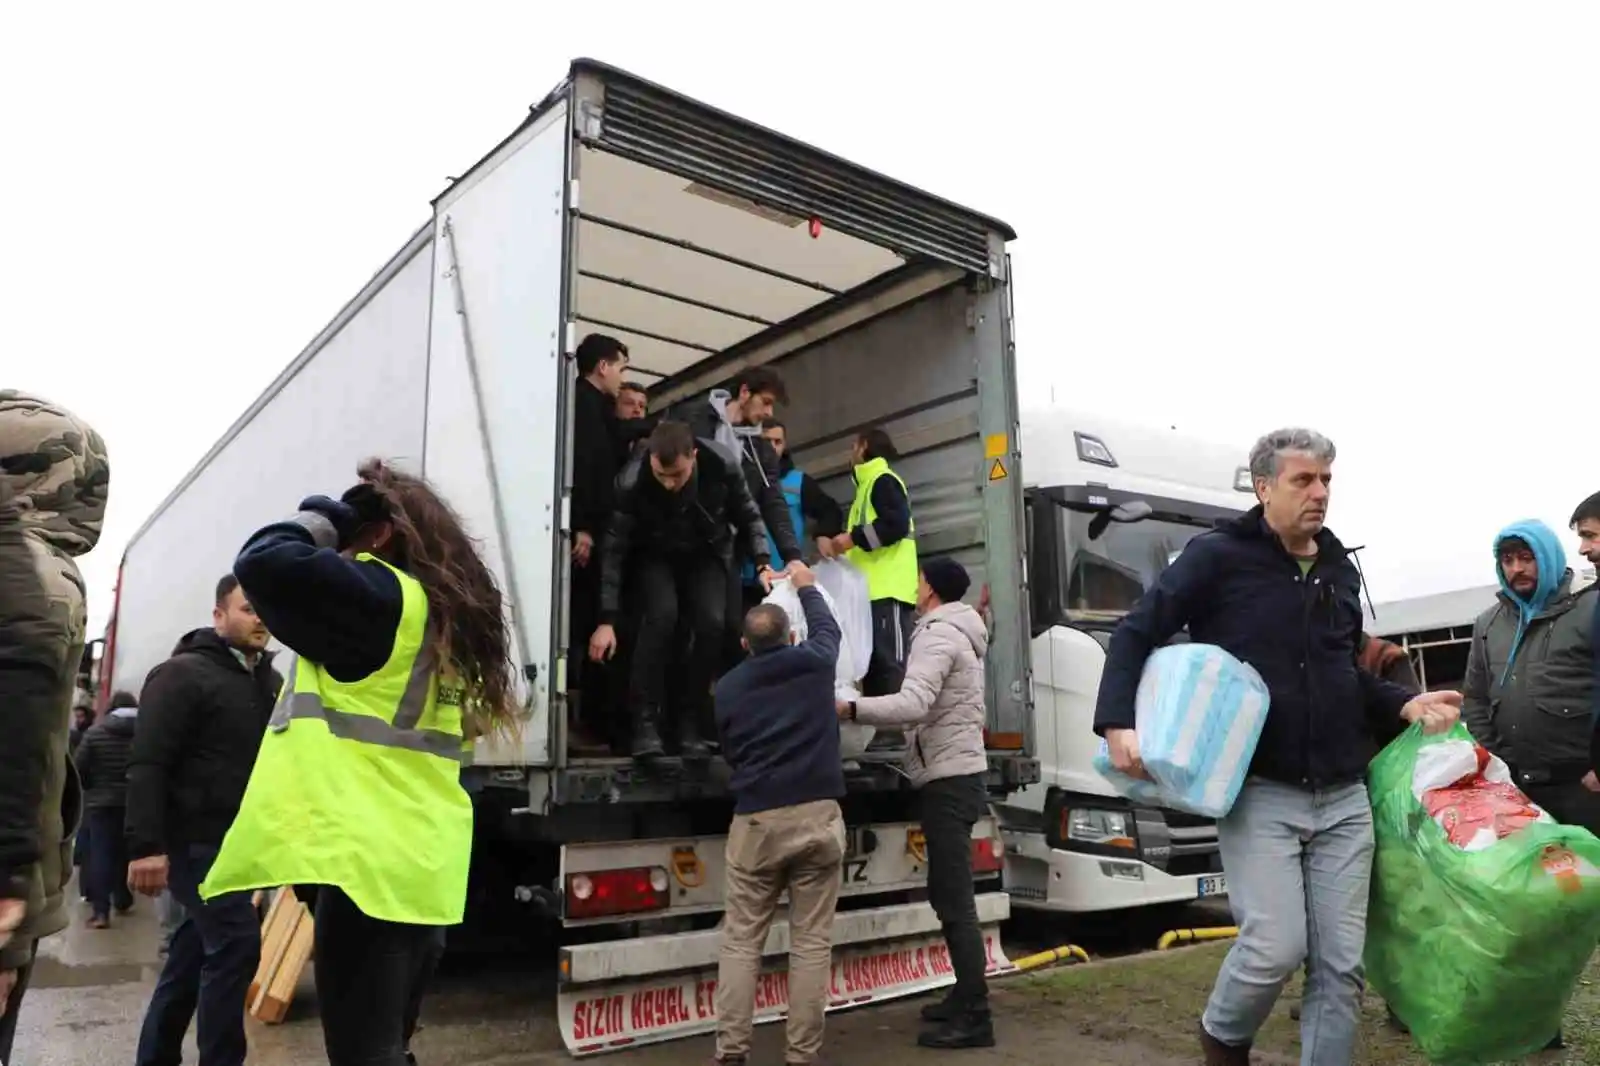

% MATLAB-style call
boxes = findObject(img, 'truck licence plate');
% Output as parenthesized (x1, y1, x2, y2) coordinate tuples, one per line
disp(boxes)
(1197, 874, 1227, 897)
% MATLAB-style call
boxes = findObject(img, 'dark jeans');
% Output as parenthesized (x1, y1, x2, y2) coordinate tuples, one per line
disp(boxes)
(0, 938, 38, 1063)
(134, 843, 262, 1066)
(630, 555, 727, 717)
(921, 773, 990, 1010)
(315, 886, 447, 1066)
(863, 599, 915, 698)
(85, 805, 133, 918)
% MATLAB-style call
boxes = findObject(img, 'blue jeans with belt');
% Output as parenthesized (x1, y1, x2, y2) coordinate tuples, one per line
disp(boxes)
(1202, 778, 1373, 1066)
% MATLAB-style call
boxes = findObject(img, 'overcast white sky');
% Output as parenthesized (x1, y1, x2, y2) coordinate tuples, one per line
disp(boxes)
(4, 2, 1596, 635)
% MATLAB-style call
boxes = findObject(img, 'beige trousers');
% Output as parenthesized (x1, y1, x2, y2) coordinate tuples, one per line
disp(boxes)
(714, 798, 845, 1064)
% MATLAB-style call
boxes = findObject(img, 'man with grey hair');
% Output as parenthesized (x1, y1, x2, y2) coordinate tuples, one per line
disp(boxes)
(1094, 426, 1462, 1066)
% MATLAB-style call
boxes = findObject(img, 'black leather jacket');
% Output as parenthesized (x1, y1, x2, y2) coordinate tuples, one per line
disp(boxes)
(599, 442, 770, 621)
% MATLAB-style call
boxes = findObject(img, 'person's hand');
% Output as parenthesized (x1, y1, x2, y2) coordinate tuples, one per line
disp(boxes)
(757, 566, 777, 593)
(978, 584, 991, 616)
(1104, 728, 1149, 780)
(836, 699, 853, 720)
(0, 898, 23, 951)
(816, 536, 837, 560)
(789, 562, 816, 590)
(297, 495, 362, 549)
(1583, 771, 1600, 794)
(0, 968, 16, 1018)
(588, 624, 617, 663)
(830, 533, 854, 556)
(572, 531, 594, 568)
(128, 855, 170, 897)
(1400, 690, 1462, 735)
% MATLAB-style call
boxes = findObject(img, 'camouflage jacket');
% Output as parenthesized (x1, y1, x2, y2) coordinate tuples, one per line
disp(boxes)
(0, 390, 108, 970)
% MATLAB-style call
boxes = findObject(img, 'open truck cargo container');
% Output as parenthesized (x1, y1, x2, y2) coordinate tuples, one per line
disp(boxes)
(96, 59, 1036, 1054)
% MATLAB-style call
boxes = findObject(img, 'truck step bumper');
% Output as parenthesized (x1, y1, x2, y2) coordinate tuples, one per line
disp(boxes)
(559, 893, 1014, 1055)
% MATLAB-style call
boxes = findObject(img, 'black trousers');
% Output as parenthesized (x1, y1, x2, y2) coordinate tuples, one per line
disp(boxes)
(862, 599, 915, 698)
(314, 886, 447, 1066)
(1523, 779, 1600, 835)
(84, 805, 133, 919)
(920, 773, 990, 1009)
(629, 555, 727, 717)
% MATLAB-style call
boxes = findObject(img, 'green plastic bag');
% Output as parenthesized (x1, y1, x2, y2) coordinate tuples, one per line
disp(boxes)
(1365, 722, 1600, 1064)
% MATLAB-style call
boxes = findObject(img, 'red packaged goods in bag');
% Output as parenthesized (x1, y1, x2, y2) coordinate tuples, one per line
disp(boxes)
(1415, 742, 1550, 852)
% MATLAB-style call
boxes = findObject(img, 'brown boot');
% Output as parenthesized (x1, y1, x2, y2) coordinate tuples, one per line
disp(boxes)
(1199, 1022, 1251, 1066)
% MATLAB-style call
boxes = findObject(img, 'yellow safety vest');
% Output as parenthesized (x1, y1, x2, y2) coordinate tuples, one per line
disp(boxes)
(845, 457, 918, 605)
(199, 555, 472, 925)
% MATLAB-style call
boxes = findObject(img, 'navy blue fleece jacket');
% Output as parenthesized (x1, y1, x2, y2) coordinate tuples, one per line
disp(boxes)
(232, 514, 403, 682)
(714, 586, 845, 814)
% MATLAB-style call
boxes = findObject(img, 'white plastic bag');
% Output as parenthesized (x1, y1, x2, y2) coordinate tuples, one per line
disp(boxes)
(760, 576, 876, 758)
(812, 559, 872, 685)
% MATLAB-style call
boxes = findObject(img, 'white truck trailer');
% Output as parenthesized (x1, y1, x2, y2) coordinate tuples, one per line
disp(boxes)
(997, 409, 1252, 914)
(89, 59, 1038, 1054)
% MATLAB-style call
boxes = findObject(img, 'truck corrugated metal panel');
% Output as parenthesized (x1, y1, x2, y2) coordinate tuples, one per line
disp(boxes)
(581, 64, 1006, 277)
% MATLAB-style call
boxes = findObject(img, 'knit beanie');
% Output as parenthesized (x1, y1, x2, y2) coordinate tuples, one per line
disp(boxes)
(921, 556, 971, 604)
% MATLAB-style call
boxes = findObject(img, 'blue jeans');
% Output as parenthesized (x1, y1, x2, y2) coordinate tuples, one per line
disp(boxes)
(134, 843, 262, 1066)
(1202, 779, 1373, 1066)
(84, 806, 133, 919)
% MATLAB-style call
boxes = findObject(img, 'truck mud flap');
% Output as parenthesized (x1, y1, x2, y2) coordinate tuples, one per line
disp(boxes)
(559, 908, 1013, 1055)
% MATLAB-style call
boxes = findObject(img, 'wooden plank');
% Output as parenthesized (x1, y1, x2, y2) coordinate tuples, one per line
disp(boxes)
(247, 889, 295, 1010)
(253, 908, 315, 1024)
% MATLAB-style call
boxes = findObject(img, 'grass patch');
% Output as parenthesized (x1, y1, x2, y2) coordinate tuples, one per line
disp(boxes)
(1012, 942, 1600, 1065)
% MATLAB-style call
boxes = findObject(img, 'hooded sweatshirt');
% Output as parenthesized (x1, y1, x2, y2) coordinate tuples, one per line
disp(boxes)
(0, 390, 107, 968)
(1492, 519, 1568, 684)
(854, 601, 991, 788)
(1459, 518, 1595, 774)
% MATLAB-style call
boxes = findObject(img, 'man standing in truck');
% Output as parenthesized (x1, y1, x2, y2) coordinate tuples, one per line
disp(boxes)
(741, 418, 843, 597)
(824, 428, 918, 705)
(616, 381, 649, 423)
(589, 421, 774, 760)
(712, 562, 846, 1066)
(1096, 427, 1461, 1066)
(569, 333, 632, 755)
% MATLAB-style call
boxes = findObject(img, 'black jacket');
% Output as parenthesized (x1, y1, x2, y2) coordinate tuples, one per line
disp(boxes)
(572, 378, 626, 538)
(1094, 506, 1413, 788)
(599, 444, 770, 621)
(675, 397, 803, 564)
(76, 711, 137, 809)
(714, 586, 845, 814)
(125, 629, 281, 858)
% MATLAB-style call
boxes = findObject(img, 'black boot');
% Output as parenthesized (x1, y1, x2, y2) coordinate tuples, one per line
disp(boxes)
(920, 994, 957, 1023)
(631, 705, 665, 761)
(678, 709, 712, 761)
(917, 1003, 994, 1049)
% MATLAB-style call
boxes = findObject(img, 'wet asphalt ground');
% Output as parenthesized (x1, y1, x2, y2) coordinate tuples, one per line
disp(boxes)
(11, 880, 1230, 1065)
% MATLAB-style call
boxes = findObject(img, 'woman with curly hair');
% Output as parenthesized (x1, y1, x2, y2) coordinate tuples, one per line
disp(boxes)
(201, 459, 517, 1066)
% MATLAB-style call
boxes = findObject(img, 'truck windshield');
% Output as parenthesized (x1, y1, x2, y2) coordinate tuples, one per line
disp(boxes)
(1059, 504, 1213, 622)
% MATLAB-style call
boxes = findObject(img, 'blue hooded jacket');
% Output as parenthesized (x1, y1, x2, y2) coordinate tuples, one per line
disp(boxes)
(1493, 518, 1568, 685)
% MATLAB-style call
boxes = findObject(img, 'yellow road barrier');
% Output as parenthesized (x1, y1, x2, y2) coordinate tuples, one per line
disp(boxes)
(1010, 944, 1092, 972)
(1157, 926, 1239, 951)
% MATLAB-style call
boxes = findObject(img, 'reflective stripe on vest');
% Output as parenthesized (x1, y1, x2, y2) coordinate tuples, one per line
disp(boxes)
(198, 554, 472, 925)
(845, 458, 919, 605)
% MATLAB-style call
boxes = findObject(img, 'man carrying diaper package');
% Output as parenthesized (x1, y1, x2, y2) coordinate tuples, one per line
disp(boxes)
(1094, 427, 1462, 1066)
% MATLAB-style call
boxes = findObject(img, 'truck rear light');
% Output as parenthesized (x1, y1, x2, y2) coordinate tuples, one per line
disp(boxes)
(984, 731, 1024, 750)
(565, 866, 670, 920)
(970, 837, 1004, 874)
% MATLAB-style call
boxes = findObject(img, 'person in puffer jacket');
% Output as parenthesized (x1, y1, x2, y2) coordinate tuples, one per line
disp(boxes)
(838, 556, 991, 1051)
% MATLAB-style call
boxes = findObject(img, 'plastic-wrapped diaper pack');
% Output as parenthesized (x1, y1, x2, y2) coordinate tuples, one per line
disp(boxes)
(1091, 643, 1270, 819)
(1366, 724, 1600, 1064)
(761, 561, 875, 759)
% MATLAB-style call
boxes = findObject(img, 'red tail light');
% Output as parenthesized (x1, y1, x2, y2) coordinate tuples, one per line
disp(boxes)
(565, 866, 670, 920)
(970, 837, 1003, 874)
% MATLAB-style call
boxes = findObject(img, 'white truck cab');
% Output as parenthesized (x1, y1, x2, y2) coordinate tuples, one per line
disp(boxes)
(998, 408, 1252, 914)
